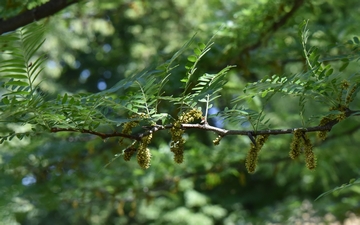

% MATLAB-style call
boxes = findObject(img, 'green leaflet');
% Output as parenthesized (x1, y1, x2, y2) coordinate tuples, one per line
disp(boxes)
(0, 22, 47, 98)
(217, 106, 271, 131)
(315, 178, 360, 201)
(182, 38, 214, 95)
(192, 65, 236, 104)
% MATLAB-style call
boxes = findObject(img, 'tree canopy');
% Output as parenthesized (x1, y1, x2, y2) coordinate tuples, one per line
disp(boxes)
(1, 0, 360, 224)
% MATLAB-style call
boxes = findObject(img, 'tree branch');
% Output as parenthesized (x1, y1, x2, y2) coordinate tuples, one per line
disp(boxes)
(217, 0, 306, 71)
(241, 0, 305, 53)
(50, 127, 140, 140)
(180, 121, 335, 136)
(0, 0, 80, 35)
(50, 111, 356, 140)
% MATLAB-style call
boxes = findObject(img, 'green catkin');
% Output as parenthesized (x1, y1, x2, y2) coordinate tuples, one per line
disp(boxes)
(317, 131, 327, 141)
(256, 134, 269, 148)
(346, 84, 357, 105)
(123, 146, 137, 161)
(169, 109, 202, 164)
(137, 147, 151, 169)
(289, 129, 303, 159)
(245, 144, 259, 174)
(245, 134, 270, 173)
(121, 113, 149, 135)
(337, 112, 346, 122)
(171, 138, 185, 164)
(120, 113, 149, 145)
(289, 130, 317, 170)
(170, 121, 185, 164)
(119, 120, 139, 145)
(341, 80, 350, 89)
(122, 121, 138, 135)
(317, 116, 332, 141)
(136, 134, 153, 169)
(213, 135, 222, 145)
(303, 133, 317, 170)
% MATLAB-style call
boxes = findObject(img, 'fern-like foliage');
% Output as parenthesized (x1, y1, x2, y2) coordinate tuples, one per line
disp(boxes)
(191, 65, 235, 104)
(0, 23, 47, 142)
(216, 105, 271, 131)
(0, 23, 46, 96)
(182, 38, 213, 95)
(228, 21, 360, 128)
(0, 23, 46, 142)
(163, 35, 237, 113)
(1, 23, 235, 143)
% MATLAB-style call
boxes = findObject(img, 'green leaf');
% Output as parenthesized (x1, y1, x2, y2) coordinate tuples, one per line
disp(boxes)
(5, 80, 29, 86)
(0, 68, 27, 74)
(0, 61, 26, 69)
(315, 178, 360, 201)
(2, 91, 31, 97)
(166, 33, 197, 69)
(198, 42, 206, 50)
(187, 55, 197, 62)
(16, 133, 25, 140)
(1, 74, 28, 79)
(325, 68, 333, 77)
(62, 93, 68, 104)
(2, 97, 10, 104)
(339, 59, 349, 72)
(28, 55, 47, 81)
(353, 36, 359, 44)
(69, 97, 75, 104)
(194, 48, 202, 56)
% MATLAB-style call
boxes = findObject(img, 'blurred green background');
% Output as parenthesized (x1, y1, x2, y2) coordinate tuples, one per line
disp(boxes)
(1, 0, 360, 224)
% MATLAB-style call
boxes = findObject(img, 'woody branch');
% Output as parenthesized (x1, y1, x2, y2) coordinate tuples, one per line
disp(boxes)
(50, 108, 359, 140)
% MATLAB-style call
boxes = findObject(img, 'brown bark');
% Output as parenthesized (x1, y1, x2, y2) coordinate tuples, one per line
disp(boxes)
(0, 0, 79, 35)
